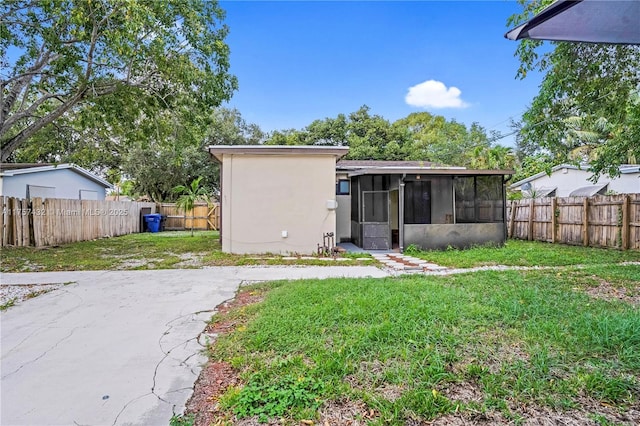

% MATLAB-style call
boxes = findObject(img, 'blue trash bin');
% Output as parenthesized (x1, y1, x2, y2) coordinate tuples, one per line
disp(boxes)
(144, 214, 162, 233)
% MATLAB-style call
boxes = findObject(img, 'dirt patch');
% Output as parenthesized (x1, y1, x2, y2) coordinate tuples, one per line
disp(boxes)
(583, 278, 640, 306)
(184, 288, 265, 425)
(117, 259, 152, 268)
(204, 290, 265, 335)
(442, 381, 484, 404)
(422, 411, 510, 425)
(318, 399, 378, 425)
(185, 361, 240, 426)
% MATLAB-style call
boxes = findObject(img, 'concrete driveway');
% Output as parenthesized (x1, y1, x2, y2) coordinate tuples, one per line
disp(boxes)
(1, 266, 387, 426)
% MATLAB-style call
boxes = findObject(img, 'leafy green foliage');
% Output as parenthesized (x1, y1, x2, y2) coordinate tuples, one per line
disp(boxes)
(1, 0, 237, 161)
(266, 106, 512, 168)
(172, 176, 211, 236)
(169, 413, 194, 426)
(509, 0, 640, 180)
(225, 374, 324, 422)
(0, 298, 17, 311)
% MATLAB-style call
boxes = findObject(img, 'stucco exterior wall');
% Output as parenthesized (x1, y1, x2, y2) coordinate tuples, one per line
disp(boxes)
(220, 154, 338, 254)
(0, 169, 108, 200)
(519, 167, 639, 196)
(404, 223, 505, 250)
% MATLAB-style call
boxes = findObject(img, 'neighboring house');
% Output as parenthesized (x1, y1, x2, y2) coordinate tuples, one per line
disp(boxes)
(209, 146, 513, 254)
(0, 163, 113, 200)
(510, 164, 640, 198)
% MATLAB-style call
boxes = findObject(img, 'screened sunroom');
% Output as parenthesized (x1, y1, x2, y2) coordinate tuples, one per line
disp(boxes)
(335, 161, 512, 251)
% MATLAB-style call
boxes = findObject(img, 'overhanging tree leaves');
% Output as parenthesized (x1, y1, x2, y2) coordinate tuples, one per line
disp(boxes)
(264, 106, 499, 166)
(509, 0, 640, 179)
(1, 0, 237, 162)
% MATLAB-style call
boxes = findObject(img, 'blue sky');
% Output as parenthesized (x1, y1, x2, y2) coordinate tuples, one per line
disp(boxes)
(219, 1, 546, 146)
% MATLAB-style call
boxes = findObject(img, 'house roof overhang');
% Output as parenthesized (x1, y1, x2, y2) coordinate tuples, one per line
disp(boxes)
(505, 0, 640, 44)
(343, 167, 514, 177)
(0, 163, 113, 189)
(207, 145, 349, 162)
(570, 183, 609, 196)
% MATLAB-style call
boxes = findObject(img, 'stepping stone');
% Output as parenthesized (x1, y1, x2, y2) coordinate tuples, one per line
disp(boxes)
(371, 255, 389, 260)
(424, 265, 448, 271)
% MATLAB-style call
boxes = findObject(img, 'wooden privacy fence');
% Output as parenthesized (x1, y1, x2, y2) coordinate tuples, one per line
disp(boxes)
(1, 197, 156, 247)
(156, 202, 219, 231)
(507, 193, 640, 250)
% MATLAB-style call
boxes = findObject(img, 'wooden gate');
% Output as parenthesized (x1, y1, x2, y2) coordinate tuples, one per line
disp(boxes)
(156, 202, 220, 231)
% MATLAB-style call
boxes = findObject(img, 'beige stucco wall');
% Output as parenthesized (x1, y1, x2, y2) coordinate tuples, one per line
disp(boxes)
(220, 154, 338, 254)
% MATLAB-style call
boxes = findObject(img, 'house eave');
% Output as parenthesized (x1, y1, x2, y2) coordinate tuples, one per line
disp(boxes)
(207, 145, 349, 162)
(346, 168, 514, 177)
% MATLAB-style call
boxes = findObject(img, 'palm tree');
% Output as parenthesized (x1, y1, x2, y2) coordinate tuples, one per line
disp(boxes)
(172, 176, 211, 236)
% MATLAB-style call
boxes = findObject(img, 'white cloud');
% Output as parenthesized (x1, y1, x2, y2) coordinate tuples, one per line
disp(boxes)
(405, 80, 469, 109)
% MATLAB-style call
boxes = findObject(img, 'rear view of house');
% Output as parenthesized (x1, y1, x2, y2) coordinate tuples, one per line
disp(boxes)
(209, 146, 513, 255)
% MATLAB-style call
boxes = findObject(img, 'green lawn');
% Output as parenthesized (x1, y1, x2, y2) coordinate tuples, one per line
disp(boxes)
(207, 263, 640, 425)
(408, 240, 640, 268)
(0, 231, 374, 272)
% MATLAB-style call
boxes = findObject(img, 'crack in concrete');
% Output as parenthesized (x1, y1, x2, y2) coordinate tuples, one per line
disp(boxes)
(116, 307, 224, 423)
(1, 326, 80, 379)
(47, 287, 85, 324)
(110, 392, 152, 426)
(2, 327, 46, 357)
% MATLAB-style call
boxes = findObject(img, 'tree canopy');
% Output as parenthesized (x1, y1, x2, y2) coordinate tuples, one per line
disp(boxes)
(266, 106, 515, 170)
(1, 0, 237, 162)
(509, 0, 640, 179)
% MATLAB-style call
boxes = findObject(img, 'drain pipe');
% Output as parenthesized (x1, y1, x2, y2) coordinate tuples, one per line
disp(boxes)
(399, 173, 405, 252)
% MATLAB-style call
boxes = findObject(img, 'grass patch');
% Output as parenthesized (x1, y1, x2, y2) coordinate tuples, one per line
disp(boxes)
(411, 240, 640, 268)
(209, 265, 640, 423)
(0, 231, 375, 272)
(0, 298, 16, 311)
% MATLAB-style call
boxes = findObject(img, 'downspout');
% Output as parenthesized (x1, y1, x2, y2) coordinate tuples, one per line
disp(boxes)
(218, 159, 224, 248)
(399, 173, 405, 252)
(228, 155, 232, 253)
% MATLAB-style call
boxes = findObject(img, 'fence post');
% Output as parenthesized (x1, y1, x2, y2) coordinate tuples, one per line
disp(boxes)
(528, 198, 534, 241)
(551, 197, 557, 244)
(509, 200, 516, 238)
(11, 197, 19, 245)
(582, 198, 589, 247)
(621, 195, 630, 250)
(0, 197, 6, 247)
